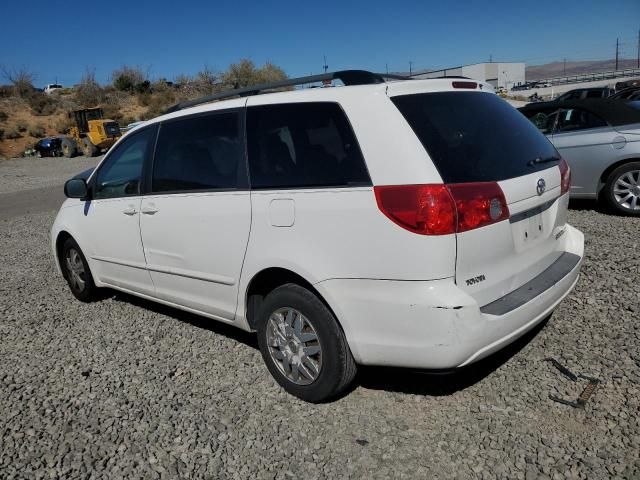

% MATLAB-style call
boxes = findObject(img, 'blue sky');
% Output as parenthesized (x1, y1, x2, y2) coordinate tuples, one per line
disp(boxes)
(2, 0, 639, 87)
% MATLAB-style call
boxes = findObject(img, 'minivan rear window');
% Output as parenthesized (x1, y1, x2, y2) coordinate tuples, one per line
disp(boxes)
(391, 92, 559, 183)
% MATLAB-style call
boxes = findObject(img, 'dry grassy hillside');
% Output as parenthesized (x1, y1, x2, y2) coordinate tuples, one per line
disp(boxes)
(0, 60, 287, 159)
(0, 93, 146, 158)
(527, 59, 639, 80)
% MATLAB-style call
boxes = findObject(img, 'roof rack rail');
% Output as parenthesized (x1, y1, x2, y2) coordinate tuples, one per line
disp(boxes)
(165, 70, 410, 113)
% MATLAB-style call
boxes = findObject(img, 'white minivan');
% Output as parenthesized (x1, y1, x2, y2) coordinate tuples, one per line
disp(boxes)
(52, 71, 584, 402)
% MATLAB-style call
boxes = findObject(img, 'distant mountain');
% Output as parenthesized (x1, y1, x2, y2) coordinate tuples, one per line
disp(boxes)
(527, 59, 639, 80)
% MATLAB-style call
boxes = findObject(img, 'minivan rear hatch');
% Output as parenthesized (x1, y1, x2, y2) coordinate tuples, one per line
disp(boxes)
(392, 91, 570, 309)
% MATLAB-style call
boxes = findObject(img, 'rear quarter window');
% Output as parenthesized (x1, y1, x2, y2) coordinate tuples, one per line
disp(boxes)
(247, 102, 370, 189)
(391, 92, 559, 183)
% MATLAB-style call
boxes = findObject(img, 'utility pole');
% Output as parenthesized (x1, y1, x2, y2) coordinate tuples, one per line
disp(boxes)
(489, 54, 493, 63)
(386, 63, 389, 74)
(323, 55, 328, 73)
(615, 38, 619, 71)
(563, 58, 566, 76)
(637, 29, 639, 68)
(409, 61, 413, 75)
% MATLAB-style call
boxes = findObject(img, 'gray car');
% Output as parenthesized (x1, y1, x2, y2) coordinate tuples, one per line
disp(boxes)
(520, 99, 640, 215)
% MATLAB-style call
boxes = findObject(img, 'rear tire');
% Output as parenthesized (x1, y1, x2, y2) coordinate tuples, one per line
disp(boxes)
(603, 161, 640, 216)
(82, 138, 98, 157)
(60, 237, 99, 302)
(256, 283, 357, 402)
(61, 138, 76, 158)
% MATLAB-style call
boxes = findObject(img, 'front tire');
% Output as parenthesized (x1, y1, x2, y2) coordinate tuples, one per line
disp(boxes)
(256, 283, 357, 402)
(82, 138, 98, 157)
(604, 162, 640, 216)
(61, 238, 99, 302)
(61, 138, 76, 158)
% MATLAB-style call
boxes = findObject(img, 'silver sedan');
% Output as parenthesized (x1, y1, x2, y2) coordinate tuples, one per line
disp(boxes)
(520, 99, 640, 215)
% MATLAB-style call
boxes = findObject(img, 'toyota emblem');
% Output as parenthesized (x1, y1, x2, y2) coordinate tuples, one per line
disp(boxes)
(536, 178, 546, 196)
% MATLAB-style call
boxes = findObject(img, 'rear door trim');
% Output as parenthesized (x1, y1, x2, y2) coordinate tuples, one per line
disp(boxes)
(509, 196, 559, 224)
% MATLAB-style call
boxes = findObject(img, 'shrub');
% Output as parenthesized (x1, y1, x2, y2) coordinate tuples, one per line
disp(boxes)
(5, 127, 21, 139)
(74, 68, 105, 107)
(221, 59, 287, 89)
(120, 116, 137, 126)
(15, 120, 27, 132)
(134, 80, 151, 94)
(140, 88, 176, 120)
(54, 116, 74, 134)
(1, 66, 36, 97)
(0, 110, 7, 122)
(0, 128, 4, 140)
(27, 91, 60, 115)
(101, 104, 123, 122)
(137, 91, 152, 107)
(112, 65, 148, 93)
(28, 124, 46, 138)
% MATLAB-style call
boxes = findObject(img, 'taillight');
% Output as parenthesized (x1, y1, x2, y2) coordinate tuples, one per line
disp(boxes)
(447, 183, 509, 232)
(374, 184, 456, 235)
(559, 158, 571, 195)
(374, 183, 509, 235)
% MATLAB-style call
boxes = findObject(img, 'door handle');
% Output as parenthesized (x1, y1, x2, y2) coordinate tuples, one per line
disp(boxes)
(122, 206, 138, 216)
(141, 206, 158, 215)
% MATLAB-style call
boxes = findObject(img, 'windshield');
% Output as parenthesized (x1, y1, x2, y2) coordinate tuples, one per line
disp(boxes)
(85, 110, 103, 121)
(391, 92, 559, 183)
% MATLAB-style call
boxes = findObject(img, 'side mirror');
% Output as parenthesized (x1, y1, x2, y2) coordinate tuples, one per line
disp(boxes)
(64, 178, 89, 199)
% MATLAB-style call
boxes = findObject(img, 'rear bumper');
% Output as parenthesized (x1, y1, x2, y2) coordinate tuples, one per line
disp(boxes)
(314, 224, 584, 369)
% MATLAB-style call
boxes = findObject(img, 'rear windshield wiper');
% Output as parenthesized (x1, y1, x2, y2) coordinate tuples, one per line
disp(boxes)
(528, 156, 559, 166)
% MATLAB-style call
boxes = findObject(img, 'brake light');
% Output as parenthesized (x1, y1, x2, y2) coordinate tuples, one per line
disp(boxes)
(448, 183, 509, 232)
(374, 184, 456, 234)
(452, 81, 477, 89)
(559, 158, 571, 195)
(374, 183, 509, 235)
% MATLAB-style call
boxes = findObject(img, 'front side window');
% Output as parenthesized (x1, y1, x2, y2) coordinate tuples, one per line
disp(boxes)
(93, 128, 153, 199)
(247, 102, 370, 189)
(528, 111, 559, 134)
(152, 112, 242, 192)
(555, 108, 607, 133)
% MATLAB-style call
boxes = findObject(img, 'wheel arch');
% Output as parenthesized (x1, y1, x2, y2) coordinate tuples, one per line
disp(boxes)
(55, 230, 74, 273)
(244, 267, 341, 333)
(597, 157, 640, 197)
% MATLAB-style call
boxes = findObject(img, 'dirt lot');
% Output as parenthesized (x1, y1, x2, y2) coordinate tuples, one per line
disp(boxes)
(0, 157, 639, 479)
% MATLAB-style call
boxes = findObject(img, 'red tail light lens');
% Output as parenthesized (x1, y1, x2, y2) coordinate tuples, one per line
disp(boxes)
(374, 184, 456, 234)
(447, 183, 509, 232)
(559, 158, 571, 195)
(374, 183, 509, 235)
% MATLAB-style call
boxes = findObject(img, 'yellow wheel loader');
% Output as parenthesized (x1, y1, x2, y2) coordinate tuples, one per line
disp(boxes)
(61, 108, 122, 158)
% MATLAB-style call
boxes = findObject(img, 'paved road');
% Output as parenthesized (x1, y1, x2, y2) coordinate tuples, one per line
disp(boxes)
(0, 185, 65, 221)
(0, 156, 98, 221)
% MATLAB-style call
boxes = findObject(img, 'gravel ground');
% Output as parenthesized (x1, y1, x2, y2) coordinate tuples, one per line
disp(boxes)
(0, 156, 100, 194)
(1, 194, 639, 478)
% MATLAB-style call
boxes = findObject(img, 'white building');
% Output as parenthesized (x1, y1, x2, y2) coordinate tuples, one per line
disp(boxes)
(410, 62, 525, 90)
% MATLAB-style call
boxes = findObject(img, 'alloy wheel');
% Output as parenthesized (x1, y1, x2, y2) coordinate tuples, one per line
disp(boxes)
(613, 169, 640, 211)
(65, 248, 86, 292)
(266, 307, 322, 386)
